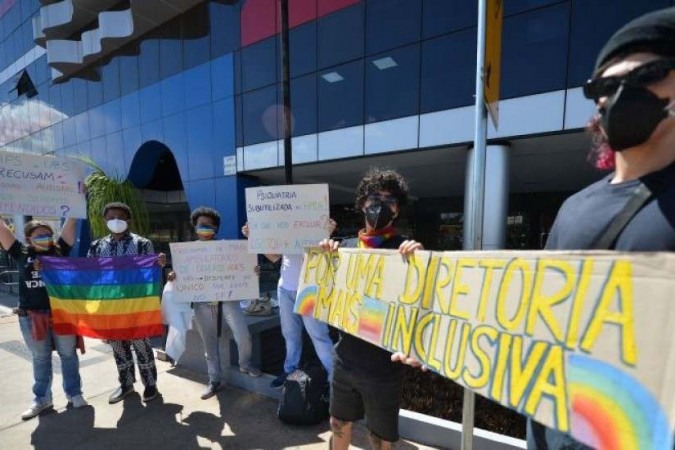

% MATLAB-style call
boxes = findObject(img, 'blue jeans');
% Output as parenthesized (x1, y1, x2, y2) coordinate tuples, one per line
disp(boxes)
(278, 286, 334, 377)
(19, 314, 82, 403)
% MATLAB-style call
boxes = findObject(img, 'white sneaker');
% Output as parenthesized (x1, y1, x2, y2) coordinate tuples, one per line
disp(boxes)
(68, 394, 88, 408)
(21, 401, 53, 420)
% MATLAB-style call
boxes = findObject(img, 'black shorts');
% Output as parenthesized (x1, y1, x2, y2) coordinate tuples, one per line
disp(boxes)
(329, 360, 403, 442)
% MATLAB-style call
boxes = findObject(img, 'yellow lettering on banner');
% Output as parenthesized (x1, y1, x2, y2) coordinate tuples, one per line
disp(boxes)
(315, 284, 336, 320)
(508, 336, 548, 410)
(496, 258, 533, 332)
(344, 291, 362, 335)
(580, 260, 637, 366)
(364, 255, 385, 299)
(443, 320, 470, 380)
(399, 253, 427, 306)
(449, 259, 476, 320)
(524, 345, 568, 432)
(526, 259, 574, 342)
(476, 259, 506, 322)
(427, 312, 443, 372)
(431, 256, 454, 313)
(420, 255, 440, 310)
(462, 325, 499, 389)
(389, 305, 419, 354)
(382, 302, 396, 348)
(413, 313, 435, 366)
(303, 249, 321, 284)
(489, 332, 513, 402)
(327, 288, 347, 326)
(565, 259, 594, 349)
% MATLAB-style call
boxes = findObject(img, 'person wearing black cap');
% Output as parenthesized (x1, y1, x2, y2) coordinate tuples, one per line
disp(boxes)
(528, 6, 675, 450)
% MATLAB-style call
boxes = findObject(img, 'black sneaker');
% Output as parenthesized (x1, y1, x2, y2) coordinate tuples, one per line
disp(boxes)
(270, 373, 288, 389)
(142, 385, 159, 402)
(108, 385, 134, 404)
(200, 382, 220, 400)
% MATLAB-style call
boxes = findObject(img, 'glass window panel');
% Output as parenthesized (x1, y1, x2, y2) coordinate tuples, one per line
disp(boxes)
(103, 99, 122, 135)
(160, 73, 185, 117)
(139, 83, 162, 124)
(290, 73, 317, 136)
(210, 2, 240, 58)
(318, 4, 364, 69)
(160, 32, 183, 80)
(120, 92, 141, 130)
(74, 111, 90, 143)
(567, 0, 670, 87)
(290, 21, 317, 78)
(89, 105, 106, 138)
(186, 104, 214, 180)
(318, 59, 364, 131)
(138, 40, 160, 88)
(422, 0, 475, 39)
(241, 36, 279, 92)
(242, 84, 280, 145)
(365, 0, 421, 55)
(119, 52, 140, 96)
(182, 4, 211, 70)
(87, 79, 103, 109)
(60, 80, 75, 116)
(235, 94, 244, 147)
(505, 0, 563, 16)
(365, 44, 420, 123)
(102, 58, 121, 103)
(234, 50, 243, 95)
(420, 29, 476, 113)
(501, 3, 569, 98)
(72, 78, 89, 114)
(185, 64, 211, 109)
(212, 54, 234, 101)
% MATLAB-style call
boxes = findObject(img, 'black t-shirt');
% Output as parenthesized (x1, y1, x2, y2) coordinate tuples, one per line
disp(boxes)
(334, 235, 406, 380)
(546, 160, 675, 251)
(8, 238, 71, 311)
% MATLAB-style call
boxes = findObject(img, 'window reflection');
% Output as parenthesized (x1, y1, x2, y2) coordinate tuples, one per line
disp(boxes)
(318, 59, 363, 131)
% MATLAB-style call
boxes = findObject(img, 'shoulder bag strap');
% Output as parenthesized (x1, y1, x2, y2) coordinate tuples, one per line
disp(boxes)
(593, 183, 654, 250)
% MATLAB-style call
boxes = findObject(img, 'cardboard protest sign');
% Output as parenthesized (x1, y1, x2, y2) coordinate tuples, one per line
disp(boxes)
(245, 184, 330, 255)
(296, 248, 675, 450)
(0, 150, 87, 218)
(169, 240, 259, 303)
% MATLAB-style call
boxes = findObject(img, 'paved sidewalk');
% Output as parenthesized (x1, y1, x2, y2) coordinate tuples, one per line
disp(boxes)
(0, 296, 439, 450)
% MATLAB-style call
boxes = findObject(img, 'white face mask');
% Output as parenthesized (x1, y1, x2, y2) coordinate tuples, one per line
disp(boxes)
(107, 219, 128, 234)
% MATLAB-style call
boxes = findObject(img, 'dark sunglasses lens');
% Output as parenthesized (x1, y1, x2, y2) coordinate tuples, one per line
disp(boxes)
(630, 63, 669, 86)
(584, 77, 618, 100)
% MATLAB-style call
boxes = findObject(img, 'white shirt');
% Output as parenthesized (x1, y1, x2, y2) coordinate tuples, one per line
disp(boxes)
(278, 254, 304, 291)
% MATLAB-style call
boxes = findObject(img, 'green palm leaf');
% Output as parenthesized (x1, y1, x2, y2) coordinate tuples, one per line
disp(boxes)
(75, 156, 149, 239)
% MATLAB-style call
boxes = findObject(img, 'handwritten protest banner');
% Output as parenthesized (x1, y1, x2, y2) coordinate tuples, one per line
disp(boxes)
(296, 248, 675, 450)
(245, 184, 330, 254)
(169, 240, 259, 303)
(0, 150, 86, 218)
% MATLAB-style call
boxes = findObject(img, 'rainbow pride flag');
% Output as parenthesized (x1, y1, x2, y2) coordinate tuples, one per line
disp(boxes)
(40, 255, 164, 340)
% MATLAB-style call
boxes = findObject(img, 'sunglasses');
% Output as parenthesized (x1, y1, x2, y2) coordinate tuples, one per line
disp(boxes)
(583, 58, 675, 101)
(31, 234, 53, 242)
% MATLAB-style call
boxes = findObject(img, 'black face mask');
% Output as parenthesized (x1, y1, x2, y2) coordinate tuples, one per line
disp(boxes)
(364, 200, 395, 230)
(600, 84, 670, 152)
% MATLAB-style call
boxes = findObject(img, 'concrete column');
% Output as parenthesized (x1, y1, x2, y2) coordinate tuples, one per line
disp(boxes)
(463, 144, 510, 250)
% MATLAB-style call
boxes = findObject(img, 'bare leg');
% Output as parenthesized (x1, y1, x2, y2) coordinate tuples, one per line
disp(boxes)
(368, 432, 394, 450)
(330, 417, 353, 450)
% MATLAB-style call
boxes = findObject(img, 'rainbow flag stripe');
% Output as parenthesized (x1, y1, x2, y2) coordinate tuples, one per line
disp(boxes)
(41, 255, 164, 340)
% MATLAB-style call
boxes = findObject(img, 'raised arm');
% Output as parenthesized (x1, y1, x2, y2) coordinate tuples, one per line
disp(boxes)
(59, 218, 78, 247)
(0, 217, 17, 251)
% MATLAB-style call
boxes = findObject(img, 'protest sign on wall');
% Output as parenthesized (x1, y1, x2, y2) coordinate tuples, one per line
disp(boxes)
(245, 184, 330, 254)
(296, 248, 675, 450)
(169, 240, 259, 302)
(0, 150, 87, 218)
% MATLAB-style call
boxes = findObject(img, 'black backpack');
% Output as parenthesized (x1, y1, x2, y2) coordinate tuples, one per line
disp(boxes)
(277, 363, 329, 425)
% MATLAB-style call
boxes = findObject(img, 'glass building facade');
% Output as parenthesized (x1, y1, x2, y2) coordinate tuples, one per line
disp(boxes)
(1, 0, 673, 249)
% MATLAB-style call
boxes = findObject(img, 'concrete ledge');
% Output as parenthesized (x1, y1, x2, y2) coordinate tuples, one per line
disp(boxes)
(399, 409, 526, 450)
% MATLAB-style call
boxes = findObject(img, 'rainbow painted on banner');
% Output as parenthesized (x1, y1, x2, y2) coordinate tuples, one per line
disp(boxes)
(567, 354, 672, 450)
(296, 285, 317, 317)
(357, 297, 387, 344)
(41, 255, 164, 340)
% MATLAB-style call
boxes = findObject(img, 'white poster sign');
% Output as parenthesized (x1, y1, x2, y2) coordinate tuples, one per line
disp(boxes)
(169, 240, 259, 303)
(245, 184, 330, 254)
(0, 151, 87, 218)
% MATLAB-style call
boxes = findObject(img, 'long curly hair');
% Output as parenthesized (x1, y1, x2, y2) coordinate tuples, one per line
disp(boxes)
(354, 167, 409, 210)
